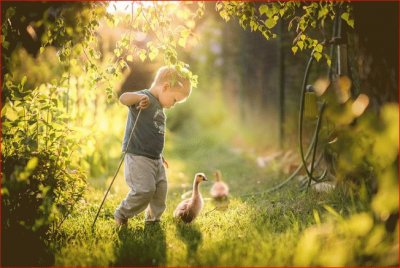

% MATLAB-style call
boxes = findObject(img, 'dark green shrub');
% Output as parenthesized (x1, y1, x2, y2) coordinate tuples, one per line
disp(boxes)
(1, 80, 86, 265)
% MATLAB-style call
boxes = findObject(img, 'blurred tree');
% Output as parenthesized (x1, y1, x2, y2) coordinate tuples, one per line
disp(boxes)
(1, 1, 108, 103)
(352, 2, 398, 107)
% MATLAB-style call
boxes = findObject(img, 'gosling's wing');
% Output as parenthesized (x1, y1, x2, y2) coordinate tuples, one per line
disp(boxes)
(210, 183, 219, 197)
(221, 181, 229, 194)
(174, 199, 191, 217)
(210, 182, 229, 197)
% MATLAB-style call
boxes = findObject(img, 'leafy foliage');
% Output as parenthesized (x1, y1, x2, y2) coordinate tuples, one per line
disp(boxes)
(2, 2, 204, 264)
(215, 1, 397, 265)
(1, 79, 86, 265)
(216, 1, 354, 64)
(102, 1, 204, 87)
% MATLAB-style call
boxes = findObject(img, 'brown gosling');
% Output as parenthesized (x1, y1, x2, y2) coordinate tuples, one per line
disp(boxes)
(173, 173, 208, 223)
(210, 170, 229, 200)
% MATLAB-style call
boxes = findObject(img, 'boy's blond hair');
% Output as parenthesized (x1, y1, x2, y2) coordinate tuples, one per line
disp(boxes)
(152, 66, 192, 96)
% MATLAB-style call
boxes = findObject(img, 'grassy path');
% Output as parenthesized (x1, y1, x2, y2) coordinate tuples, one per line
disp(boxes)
(52, 132, 340, 266)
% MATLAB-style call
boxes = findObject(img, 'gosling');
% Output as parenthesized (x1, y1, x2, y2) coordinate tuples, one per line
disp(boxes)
(210, 170, 229, 200)
(173, 173, 208, 223)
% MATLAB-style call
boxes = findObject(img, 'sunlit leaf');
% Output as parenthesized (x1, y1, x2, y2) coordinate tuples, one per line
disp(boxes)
(26, 157, 39, 171)
(341, 12, 354, 28)
(346, 213, 373, 236)
(297, 40, 304, 50)
(294, 227, 320, 265)
(259, 5, 268, 15)
(149, 47, 159, 60)
(250, 20, 258, 32)
(21, 76, 27, 86)
(323, 205, 341, 218)
(315, 44, 323, 53)
(313, 51, 322, 61)
(4, 106, 18, 121)
(313, 209, 321, 225)
(265, 18, 277, 29)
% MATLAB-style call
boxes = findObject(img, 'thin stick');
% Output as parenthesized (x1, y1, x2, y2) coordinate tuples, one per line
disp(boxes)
(91, 108, 142, 230)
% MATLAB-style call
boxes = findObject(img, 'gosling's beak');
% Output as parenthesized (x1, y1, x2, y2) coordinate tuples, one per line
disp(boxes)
(203, 176, 208, 181)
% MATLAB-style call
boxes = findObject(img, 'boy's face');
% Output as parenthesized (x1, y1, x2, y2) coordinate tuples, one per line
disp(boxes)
(159, 83, 190, 109)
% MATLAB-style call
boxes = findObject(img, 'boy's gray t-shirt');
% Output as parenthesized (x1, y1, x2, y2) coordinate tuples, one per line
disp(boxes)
(122, 89, 166, 159)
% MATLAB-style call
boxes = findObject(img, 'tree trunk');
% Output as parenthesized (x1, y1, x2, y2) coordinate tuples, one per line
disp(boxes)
(351, 2, 398, 110)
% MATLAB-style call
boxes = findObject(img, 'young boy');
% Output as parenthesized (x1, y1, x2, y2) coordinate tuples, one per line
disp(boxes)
(114, 66, 192, 226)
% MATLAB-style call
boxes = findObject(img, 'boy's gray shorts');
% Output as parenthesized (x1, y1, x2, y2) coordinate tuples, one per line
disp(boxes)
(114, 153, 167, 221)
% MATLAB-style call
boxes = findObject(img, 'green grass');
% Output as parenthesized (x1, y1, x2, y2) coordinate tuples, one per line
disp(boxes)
(50, 125, 396, 266)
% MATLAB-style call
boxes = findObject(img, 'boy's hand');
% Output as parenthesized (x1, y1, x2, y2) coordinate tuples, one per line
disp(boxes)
(137, 94, 150, 110)
(162, 156, 169, 169)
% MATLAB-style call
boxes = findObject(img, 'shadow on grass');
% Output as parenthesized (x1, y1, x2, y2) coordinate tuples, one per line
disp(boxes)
(114, 222, 166, 266)
(2, 225, 55, 266)
(176, 222, 203, 264)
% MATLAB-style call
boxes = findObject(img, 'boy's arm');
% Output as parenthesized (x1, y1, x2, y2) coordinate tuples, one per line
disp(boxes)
(119, 92, 149, 109)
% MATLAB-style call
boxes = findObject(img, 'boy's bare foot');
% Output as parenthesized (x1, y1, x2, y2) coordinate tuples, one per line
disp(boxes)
(115, 217, 128, 227)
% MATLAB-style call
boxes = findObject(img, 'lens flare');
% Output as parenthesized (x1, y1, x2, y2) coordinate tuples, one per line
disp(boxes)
(351, 94, 369, 117)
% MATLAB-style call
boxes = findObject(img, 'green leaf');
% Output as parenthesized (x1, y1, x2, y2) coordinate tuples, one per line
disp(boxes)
(325, 53, 332, 66)
(265, 18, 277, 29)
(259, 5, 268, 15)
(216, 2, 223, 11)
(119, 59, 128, 69)
(313, 209, 321, 225)
(323, 204, 341, 218)
(26, 157, 39, 171)
(315, 44, 323, 53)
(178, 29, 191, 47)
(261, 30, 270, 40)
(21, 76, 27, 87)
(297, 41, 304, 50)
(341, 12, 349, 21)
(341, 12, 354, 28)
(149, 47, 159, 61)
(114, 48, 122, 57)
(5, 106, 18, 121)
(291, 46, 298, 54)
(318, 7, 328, 19)
(178, 37, 187, 47)
(219, 10, 230, 22)
(314, 51, 322, 61)
(139, 49, 147, 62)
(1, 103, 8, 116)
(311, 21, 316, 28)
(250, 20, 258, 32)
(347, 19, 354, 28)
